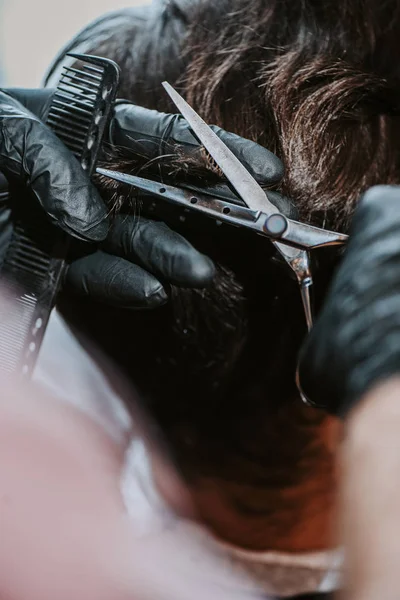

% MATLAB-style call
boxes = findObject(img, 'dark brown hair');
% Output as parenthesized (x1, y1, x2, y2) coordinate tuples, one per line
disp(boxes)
(48, 0, 400, 550)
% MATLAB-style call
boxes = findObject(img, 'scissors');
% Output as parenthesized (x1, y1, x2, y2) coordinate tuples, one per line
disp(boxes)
(98, 81, 347, 335)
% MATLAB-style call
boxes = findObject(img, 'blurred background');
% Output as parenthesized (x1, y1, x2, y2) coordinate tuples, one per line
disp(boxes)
(0, 0, 150, 86)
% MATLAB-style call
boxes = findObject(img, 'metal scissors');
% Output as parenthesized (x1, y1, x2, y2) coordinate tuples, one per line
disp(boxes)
(97, 82, 348, 332)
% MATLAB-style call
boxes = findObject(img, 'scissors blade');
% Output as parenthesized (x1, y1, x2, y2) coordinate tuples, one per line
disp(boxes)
(97, 166, 314, 329)
(162, 82, 279, 215)
(96, 168, 143, 188)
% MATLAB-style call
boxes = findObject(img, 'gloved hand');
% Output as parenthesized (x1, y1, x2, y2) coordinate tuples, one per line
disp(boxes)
(0, 88, 108, 241)
(298, 185, 400, 415)
(110, 101, 284, 185)
(0, 88, 287, 308)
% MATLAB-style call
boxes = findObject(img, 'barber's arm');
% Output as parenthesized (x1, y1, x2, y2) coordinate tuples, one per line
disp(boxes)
(298, 185, 400, 599)
(0, 88, 286, 308)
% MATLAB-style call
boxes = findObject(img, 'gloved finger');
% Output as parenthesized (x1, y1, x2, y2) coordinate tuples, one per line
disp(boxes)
(0, 170, 8, 194)
(266, 190, 298, 220)
(207, 125, 284, 185)
(110, 103, 284, 185)
(103, 215, 216, 288)
(5, 88, 55, 121)
(66, 250, 168, 309)
(297, 185, 400, 411)
(0, 91, 108, 242)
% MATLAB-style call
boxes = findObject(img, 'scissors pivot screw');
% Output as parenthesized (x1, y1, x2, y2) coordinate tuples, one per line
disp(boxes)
(264, 213, 288, 238)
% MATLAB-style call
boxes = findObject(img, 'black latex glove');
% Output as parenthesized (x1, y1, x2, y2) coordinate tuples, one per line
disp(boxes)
(298, 185, 400, 415)
(0, 89, 108, 241)
(110, 101, 284, 185)
(0, 89, 288, 308)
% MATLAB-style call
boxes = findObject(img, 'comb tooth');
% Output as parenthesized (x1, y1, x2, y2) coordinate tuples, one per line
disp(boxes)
(46, 118, 88, 136)
(48, 103, 92, 120)
(63, 64, 103, 76)
(62, 66, 102, 83)
(8, 256, 49, 275)
(51, 122, 85, 140)
(60, 81, 99, 96)
(15, 242, 50, 260)
(13, 227, 46, 245)
(13, 245, 50, 266)
(56, 85, 96, 98)
(66, 52, 110, 69)
(48, 105, 92, 126)
(13, 252, 50, 271)
(63, 66, 102, 82)
(46, 115, 88, 132)
(58, 83, 97, 100)
(83, 64, 104, 74)
(54, 89, 97, 107)
(61, 73, 100, 90)
(58, 141, 84, 154)
(50, 128, 86, 147)
(46, 126, 86, 149)
(54, 91, 96, 110)
(52, 98, 93, 116)
(62, 65, 102, 81)
(6, 232, 52, 275)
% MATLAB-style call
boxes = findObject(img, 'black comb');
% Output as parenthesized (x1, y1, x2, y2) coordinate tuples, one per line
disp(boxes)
(0, 53, 120, 377)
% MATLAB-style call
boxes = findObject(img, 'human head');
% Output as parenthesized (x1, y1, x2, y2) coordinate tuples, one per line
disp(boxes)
(46, 0, 400, 548)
